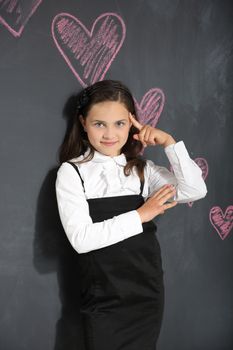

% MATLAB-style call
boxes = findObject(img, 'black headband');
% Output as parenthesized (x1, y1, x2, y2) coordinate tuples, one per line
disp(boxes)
(76, 83, 132, 114)
(76, 89, 90, 113)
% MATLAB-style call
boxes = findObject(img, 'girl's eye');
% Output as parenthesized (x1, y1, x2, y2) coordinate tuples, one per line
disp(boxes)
(116, 121, 125, 127)
(94, 122, 105, 127)
(93, 121, 126, 127)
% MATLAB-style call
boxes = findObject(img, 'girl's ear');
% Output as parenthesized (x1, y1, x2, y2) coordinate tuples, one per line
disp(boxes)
(79, 115, 85, 128)
(79, 115, 87, 132)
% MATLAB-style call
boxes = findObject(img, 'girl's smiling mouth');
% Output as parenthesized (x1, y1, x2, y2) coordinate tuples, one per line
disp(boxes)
(101, 141, 118, 146)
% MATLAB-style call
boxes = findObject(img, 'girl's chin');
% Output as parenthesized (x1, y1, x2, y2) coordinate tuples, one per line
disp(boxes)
(98, 145, 122, 156)
(91, 141, 125, 156)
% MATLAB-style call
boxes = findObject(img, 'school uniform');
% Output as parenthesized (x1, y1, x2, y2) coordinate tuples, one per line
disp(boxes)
(55, 141, 207, 350)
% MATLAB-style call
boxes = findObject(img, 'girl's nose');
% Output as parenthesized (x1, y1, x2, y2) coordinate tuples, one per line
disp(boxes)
(102, 128, 115, 139)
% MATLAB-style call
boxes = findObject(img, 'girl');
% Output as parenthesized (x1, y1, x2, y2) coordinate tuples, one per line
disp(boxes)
(55, 80, 207, 350)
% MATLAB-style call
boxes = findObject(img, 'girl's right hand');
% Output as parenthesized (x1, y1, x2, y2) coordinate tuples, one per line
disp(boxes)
(136, 184, 177, 223)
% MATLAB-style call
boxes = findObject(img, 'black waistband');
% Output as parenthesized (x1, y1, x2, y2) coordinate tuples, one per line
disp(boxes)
(66, 161, 145, 196)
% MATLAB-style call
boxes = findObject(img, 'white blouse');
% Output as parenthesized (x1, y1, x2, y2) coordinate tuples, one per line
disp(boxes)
(55, 141, 207, 254)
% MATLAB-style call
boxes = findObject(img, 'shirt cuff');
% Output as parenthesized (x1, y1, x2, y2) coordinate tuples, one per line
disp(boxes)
(117, 210, 143, 238)
(164, 140, 190, 164)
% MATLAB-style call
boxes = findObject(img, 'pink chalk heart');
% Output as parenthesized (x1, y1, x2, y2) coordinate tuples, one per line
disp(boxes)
(169, 157, 208, 207)
(52, 13, 126, 87)
(0, 0, 43, 37)
(209, 206, 233, 240)
(134, 88, 165, 128)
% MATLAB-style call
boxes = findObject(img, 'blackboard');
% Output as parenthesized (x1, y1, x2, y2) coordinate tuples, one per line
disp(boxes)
(0, 1, 233, 349)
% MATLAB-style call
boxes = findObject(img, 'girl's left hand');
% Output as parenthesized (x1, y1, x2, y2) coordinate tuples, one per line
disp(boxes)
(129, 113, 176, 148)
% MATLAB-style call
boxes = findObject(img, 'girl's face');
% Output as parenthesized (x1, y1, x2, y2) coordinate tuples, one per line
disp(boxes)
(80, 101, 133, 157)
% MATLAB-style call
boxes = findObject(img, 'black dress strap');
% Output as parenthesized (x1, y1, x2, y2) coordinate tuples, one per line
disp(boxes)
(67, 161, 85, 192)
(139, 178, 144, 196)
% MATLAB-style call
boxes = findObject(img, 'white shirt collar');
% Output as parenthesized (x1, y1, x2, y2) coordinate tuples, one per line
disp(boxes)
(83, 147, 127, 166)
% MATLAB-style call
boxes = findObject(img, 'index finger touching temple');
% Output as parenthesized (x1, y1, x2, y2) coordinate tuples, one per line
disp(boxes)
(128, 112, 143, 130)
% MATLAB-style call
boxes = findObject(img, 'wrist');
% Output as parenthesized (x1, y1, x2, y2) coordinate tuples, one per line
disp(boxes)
(136, 208, 145, 224)
(163, 136, 176, 148)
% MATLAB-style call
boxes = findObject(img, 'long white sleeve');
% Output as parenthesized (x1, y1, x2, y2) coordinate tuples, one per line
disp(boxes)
(146, 141, 208, 203)
(55, 163, 143, 254)
(55, 141, 207, 254)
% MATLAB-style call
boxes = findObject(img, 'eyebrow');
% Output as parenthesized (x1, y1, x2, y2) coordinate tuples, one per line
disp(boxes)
(91, 119, 128, 123)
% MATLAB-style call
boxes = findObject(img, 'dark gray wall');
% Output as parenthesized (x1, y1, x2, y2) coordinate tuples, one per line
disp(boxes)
(0, 1, 232, 349)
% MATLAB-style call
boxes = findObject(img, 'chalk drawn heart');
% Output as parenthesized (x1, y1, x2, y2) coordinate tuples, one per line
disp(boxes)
(209, 206, 233, 240)
(170, 157, 208, 207)
(134, 88, 165, 128)
(0, 0, 42, 37)
(52, 13, 126, 87)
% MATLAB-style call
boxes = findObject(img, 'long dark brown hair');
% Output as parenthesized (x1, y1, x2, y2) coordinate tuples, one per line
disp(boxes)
(58, 80, 146, 181)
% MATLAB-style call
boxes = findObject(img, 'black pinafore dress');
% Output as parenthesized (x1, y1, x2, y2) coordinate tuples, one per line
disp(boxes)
(68, 162, 165, 350)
